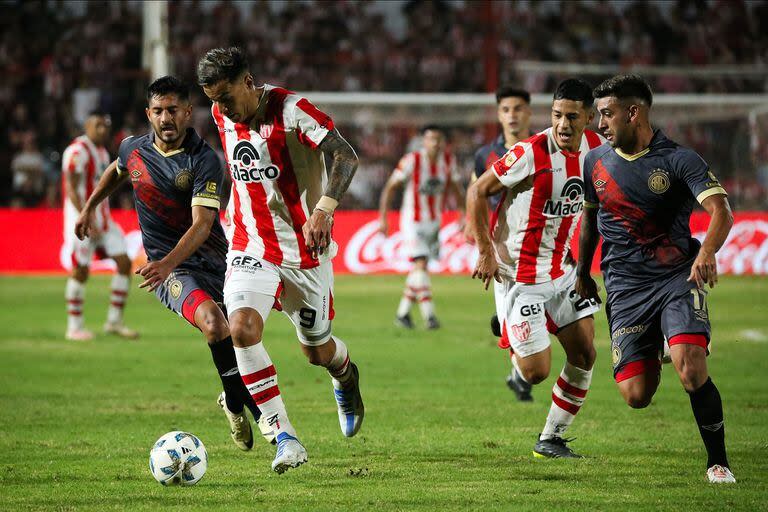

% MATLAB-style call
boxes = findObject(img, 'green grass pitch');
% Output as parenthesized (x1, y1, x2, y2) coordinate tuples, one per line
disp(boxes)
(0, 274, 766, 511)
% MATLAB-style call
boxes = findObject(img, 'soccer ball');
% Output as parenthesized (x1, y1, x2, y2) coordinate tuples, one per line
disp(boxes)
(149, 431, 208, 486)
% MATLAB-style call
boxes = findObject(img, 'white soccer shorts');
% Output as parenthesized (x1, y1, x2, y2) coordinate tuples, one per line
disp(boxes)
(495, 265, 599, 358)
(224, 251, 335, 346)
(403, 221, 440, 261)
(65, 221, 127, 268)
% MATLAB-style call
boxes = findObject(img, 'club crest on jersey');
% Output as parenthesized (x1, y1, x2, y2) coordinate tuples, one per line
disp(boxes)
(510, 321, 531, 342)
(611, 343, 622, 366)
(648, 169, 670, 194)
(258, 123, 274, 139)
(174, 169, 193, 191)
(543, 177, 584, 217)
(130, 169, 142, 181)
(230, 140, 280, 183)
(419, 177, 445, 197)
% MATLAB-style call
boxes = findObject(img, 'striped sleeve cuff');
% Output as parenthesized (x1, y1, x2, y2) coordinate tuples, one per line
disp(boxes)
(696, 187, 727, 204)
(191, 196, 221, 209)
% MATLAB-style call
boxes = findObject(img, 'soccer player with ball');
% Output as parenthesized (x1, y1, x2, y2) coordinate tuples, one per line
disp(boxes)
(577, 75, 735, 483)
(197, 46, 364, 473)
(467, 79, 605, 458)
(75, 76, 271, 453)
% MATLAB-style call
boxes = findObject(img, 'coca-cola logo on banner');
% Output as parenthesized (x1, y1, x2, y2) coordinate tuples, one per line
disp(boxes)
(692, 219, 768, 275)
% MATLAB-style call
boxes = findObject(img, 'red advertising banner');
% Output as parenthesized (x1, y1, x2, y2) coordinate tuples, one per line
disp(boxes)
(2, 208, 767, 275)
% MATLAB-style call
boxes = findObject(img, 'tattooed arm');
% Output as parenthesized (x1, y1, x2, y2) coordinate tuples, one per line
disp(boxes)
(302, 128, 359, 259)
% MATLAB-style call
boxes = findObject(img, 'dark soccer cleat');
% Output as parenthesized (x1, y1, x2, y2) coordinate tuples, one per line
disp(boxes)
(506, 368, 533, 401)
(426, 315, 441, 330)
(490, 314, 501, 337)
(395, 314, 414, 329)
(533, 436, 583, 459)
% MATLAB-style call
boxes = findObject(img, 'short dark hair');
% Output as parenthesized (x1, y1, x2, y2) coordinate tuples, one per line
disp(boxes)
(495, 86, 530, 104)
(87, 110, 109, 119)
(593, 74, 653, 107)
(553, 78, 594, 108)
(146, 76, 190, 102)
(197, 47, 249, 86)
(421, 124, 445, 136)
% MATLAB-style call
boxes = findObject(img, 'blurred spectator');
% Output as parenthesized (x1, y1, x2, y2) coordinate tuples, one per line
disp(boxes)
(11, 134, 47, 207)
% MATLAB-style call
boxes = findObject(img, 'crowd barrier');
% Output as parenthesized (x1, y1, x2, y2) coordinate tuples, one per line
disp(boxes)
(2, 209, 766, 275)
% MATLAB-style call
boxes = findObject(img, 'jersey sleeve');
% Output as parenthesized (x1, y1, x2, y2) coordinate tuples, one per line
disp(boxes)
(62, 144, 87, 176)
(191, 148, 225, 210)
(673, 148, 727, 204)
(290, 96, 336, 149)
(391, 153, 415, 183)
(115, 136, 135, 176)
(582, 150, 599, 209)
(492, 144, 531, 188)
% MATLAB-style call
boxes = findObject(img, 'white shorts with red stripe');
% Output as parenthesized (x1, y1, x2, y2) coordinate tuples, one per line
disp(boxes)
(495, 265, 599, 358)
(65, 222, 127, 268)
(224, 250, 335, 346)
(402, 221, 440, 261)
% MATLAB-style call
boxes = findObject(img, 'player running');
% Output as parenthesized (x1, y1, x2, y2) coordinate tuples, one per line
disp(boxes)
(576, 75, 735, 483)
(468, 79, 604, 458)
(378, 125, 464, 330)
(75, 76, 271, 453)
(197, 46, 364, 473)
(469, 86, 533, 399)
(62, 111, 138, 341)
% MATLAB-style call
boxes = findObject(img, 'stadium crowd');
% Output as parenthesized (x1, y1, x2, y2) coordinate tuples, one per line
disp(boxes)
(2, 0, 767, 209)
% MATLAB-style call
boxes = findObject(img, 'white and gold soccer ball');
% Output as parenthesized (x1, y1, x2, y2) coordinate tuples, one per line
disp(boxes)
(149, 431, 208, 486)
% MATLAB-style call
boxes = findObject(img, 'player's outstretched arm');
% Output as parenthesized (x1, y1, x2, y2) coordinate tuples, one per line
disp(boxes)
(301, 128, 359, 259)
(688, 194, 733, 289)
(75, 160, 128, 240)
(467, 171, 503, 290)
(377, 175, 402, 235)
(575, 206, 602, 303)
(136, 205, 218, 292)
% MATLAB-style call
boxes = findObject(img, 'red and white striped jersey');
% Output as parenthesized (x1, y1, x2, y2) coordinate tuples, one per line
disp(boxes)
(392, 149, 460, 226)
(61, 135, 112, 234)
(490, 127, 605, 284)
(212, 84, 335, 269)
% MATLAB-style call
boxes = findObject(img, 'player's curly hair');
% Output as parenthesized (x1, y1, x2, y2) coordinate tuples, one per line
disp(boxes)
(593, 75, 653, 107)
(197, 47, 249, 86)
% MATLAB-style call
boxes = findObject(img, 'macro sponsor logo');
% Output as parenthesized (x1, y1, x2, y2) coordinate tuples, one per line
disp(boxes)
(611, 324, 646, 341)
(229, 141, 280, 183)
(543, 177, 584, 217)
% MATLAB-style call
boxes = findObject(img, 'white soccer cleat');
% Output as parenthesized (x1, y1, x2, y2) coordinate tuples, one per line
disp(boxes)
(103, 322, 140, 339)
(65, 328, 94, 341)
(271, 433, 307, 474)
(707, 464, 736, 484)
(256, 414, 277, 445)
(332, 363, 364, 437)
(216, 392, 254, 451)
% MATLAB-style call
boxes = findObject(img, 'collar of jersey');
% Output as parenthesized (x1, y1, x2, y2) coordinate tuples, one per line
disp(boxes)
(152, 143, 185, 157)
(615, 146, 650, 161)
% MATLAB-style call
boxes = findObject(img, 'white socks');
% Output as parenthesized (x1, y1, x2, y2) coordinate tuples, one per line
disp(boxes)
(65, 278, 85, 330)
(540, 362, 592, 440)
(107, 274, 130, 324)
(328, 336, 351, 383)
(399, 269, 435, 320)
(234, 343, 297, 439)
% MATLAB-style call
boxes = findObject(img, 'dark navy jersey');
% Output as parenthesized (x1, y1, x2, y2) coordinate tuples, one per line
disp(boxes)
(116, 128, 227, 275)
(583, 130, 727, 289)
(473, 134, 508, 209)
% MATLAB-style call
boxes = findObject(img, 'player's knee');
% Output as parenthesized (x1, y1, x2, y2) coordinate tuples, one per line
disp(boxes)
(73, 266, 89, 282)
(625, 394, 652, 409)
(114, 255, 132, 275)
(229, 311, 264, 346)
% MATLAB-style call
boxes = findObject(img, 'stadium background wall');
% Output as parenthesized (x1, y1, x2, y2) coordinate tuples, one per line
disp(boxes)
(4, 209, 767, 275)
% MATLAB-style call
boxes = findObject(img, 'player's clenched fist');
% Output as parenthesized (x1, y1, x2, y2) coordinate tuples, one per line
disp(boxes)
(574, 273, 602, 304)
(303, 209, 334, 259)
(472, 251, 501, 290)
(74, 208, 96, 240)
(688, 248, 718, 289)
